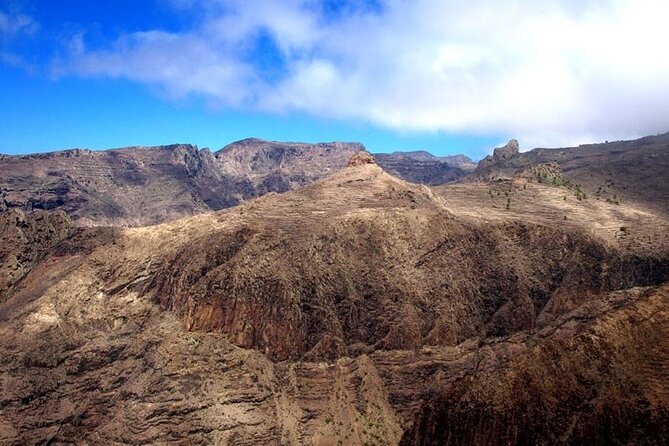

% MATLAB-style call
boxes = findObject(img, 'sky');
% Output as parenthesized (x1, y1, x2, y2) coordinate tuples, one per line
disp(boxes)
(1, 0, 668, 159)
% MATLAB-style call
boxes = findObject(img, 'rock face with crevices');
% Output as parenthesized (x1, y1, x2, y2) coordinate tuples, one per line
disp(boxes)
(373, 151, 474, 185)
(0, 209, 72, 301)
(0, 138, 473, 227)
(0, 140, 368, 226)
(400, 285, 669, 446)
(1, 144, 669, 444)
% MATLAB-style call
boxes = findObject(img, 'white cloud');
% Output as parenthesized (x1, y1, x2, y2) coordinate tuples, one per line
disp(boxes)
(0, 10, 38, 36)
(61, 0, 669, 148)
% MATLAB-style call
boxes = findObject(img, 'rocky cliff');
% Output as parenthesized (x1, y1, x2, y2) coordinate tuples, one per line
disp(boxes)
(1, 153, 668, 444)
(373, 151, 474, 185)
(401, 284, 669, 446)
(0, 139, 473, 227)
(0, 140, 367, 227)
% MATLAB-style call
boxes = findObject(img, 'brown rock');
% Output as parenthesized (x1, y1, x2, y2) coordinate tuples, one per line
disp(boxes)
(346, 151, 376, 166)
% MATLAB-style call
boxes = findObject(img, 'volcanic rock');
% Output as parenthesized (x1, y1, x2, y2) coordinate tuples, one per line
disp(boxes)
(1, 133, 669, 444)
(472, 132, 669, 215)
(347, 151, 376, 166)
(373, 151, 473, 185)
(400, 284, 669, 446)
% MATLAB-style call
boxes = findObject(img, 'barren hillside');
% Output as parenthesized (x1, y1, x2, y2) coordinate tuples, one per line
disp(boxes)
(0, 141, 365, 226)
(1, 153, 668, 444)
(473, 133, 669, 215)
(0, 139, 473, 227)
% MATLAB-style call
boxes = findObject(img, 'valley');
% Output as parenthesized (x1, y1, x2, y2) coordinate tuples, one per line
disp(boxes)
(1, 135, 668, 445)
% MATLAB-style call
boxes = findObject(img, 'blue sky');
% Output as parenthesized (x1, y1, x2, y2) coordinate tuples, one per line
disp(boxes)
(1, 1, 668, 158)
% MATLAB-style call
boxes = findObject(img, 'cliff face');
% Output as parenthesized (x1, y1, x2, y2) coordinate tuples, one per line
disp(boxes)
(0, 209, 72, 301)
(0, 139, 475, 227)
(373, 151, 474, 185)
(400, 284, 669, 446)
(0, 141, 366, 226)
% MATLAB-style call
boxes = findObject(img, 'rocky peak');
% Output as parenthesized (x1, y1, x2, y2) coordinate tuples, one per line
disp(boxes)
(347, 151, 376, 167)
(474, 139, 521, 176)
(493, 139, 520, 160)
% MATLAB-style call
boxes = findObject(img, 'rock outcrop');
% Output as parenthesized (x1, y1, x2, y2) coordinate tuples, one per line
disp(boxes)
(474, 139, 521, 178)
(401, 285, 669, 446)
(0, 209, 72, 301)
(471, 132, 669, 215)
(347, 151, 376, 166)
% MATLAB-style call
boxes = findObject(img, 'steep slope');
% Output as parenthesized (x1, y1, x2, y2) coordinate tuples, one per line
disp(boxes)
(0, 138, 477, 227)
(97, 161, 668, 362)
(215, 138, 366, 188)
(0, 209, 72, 301)
(401, 284, 669, 446)
(473, 133, 669, 215)
(1, 154, 668, 444)
(0, 145, 227, 226)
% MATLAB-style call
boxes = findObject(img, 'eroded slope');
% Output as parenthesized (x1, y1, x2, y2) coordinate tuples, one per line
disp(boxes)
(401, 284, 669, 446)
(1, 159, 668, 445)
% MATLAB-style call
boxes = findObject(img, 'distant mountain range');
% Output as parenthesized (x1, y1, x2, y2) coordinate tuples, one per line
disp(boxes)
(0, 139, 472, 226)
(1, 131, 669, 444)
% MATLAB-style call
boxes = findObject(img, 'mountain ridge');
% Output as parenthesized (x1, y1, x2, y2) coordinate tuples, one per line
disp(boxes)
(0, 139, 470, 226)
(1, 149, 668, 444)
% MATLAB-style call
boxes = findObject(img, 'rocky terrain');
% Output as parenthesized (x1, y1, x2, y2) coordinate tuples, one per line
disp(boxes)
(474, 133, 669, 216)
(401, 284, 669, 445)
(1, 144, 669, 444)
(0, 209, 73, 302)
(0, 139, 474, 227)
(0, 140, 366, 227)
(373, 151, 474, 185)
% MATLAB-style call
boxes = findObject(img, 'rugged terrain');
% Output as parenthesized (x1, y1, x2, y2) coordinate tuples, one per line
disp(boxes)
(401, 284, 669, 445)
(0, 140, 365, 226)
(474, 133, 669, 216)
(0, 139, 473, 227)
(373, 151, 474, 185)
(1, 146, 668, 444)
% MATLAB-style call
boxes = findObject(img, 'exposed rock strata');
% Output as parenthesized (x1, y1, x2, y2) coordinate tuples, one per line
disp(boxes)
(401, 285, 669, 446)
(1, 153, 668, 444)
(0, 139, 472, 227)
(472, 132, 669, 215)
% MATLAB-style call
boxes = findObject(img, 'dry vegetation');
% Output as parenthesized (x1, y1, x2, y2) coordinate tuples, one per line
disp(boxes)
(1, 144, 668, 445)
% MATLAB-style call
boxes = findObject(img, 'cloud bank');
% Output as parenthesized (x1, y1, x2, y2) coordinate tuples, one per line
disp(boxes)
(61, 0, 669, 148)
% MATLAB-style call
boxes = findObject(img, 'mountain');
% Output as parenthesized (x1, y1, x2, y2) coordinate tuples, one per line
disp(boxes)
(401, 284, 669, 445)
(1, 151, 668, 444)
(473, 133, 669, 215)
(373, 151, 474, 185)
(0, 141, 365, 227)
(0, 139, 473, 227)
